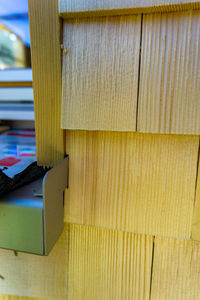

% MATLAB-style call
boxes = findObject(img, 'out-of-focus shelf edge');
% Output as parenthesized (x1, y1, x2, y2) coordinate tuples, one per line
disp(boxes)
(0, 103, 35, 121)
(59, 0, 200, 18)
(0, 69, 32, 82)
(0, 82, 32, 87)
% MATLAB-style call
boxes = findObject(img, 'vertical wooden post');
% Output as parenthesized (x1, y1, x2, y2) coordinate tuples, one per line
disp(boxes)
(28, 0, 64, 166)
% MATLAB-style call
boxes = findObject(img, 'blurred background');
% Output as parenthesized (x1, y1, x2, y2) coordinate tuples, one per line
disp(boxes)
(0, 0, 31, 69)
(0, 0, 35, 150)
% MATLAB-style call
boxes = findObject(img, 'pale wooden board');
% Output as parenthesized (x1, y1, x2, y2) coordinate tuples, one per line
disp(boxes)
(62, 15, 141, 131)
(0, 224, 68, 299)
(28, 0, 64, 166)
(191, 144, 200, 240)
(68, 224, 153, 300)
(65, 131, 199, 238)
(59, 0, 200, 18)
(151, 237, 200, 299)
(138, 11, 200, 135)
(0, 224, 153, 300)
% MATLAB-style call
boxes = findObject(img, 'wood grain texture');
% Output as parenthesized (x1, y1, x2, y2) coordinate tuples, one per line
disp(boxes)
(68, 224, 153, 300)
(0, 224, 153, 300)
(62, 16, 141, 131)
(0, 224, 69, 299)
(138, 11, 200, 135)
(191, 146, 200, 240)
(65, 131, 199, 238)
(28, 0, 64, 166)
(151, 237, 200, 299)
(59, 0, 200, 18)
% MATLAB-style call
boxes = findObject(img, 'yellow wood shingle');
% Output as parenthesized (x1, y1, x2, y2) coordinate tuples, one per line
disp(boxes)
(65, 131, 199, 238)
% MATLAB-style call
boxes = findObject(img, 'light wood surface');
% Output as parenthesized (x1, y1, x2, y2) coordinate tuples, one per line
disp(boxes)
(191, 147, 200, 240)
(138, 11, 200, 134)
(59, 0, 200, 18)
(28, 0, 64, 166)
(62, 15, 141, 131)
(67, 224, 154, 300)
(65, 131, 199, 238)
(2, 226, 200, 299)
(151, 237, 200, 299)
(0, 224, 153, 300)
(0, 224, 68, 299)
